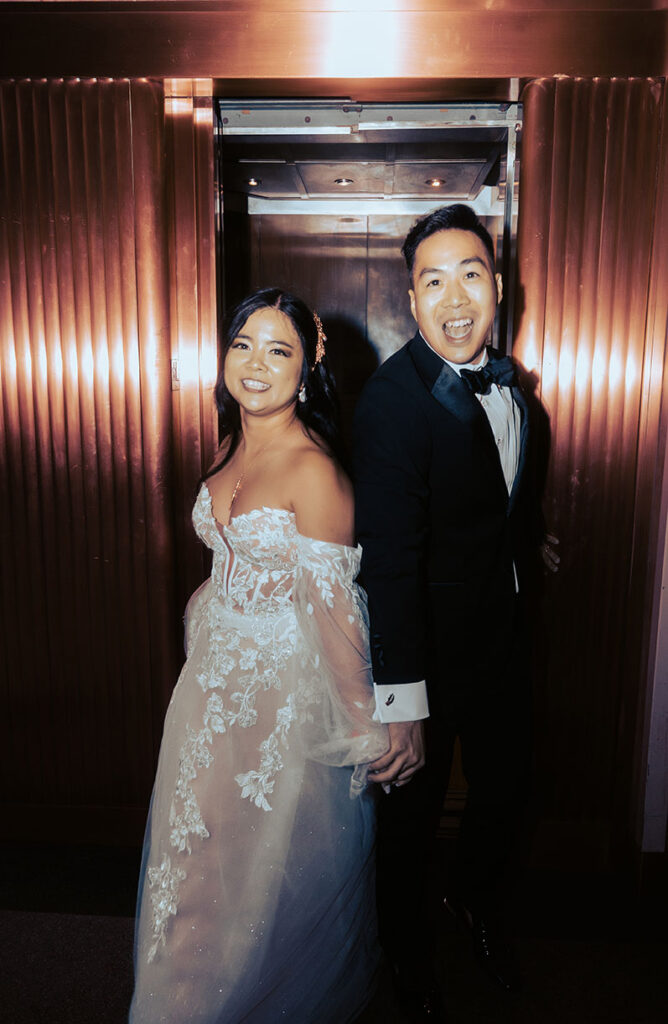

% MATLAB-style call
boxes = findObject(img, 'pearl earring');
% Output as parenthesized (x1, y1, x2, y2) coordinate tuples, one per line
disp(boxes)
(298, 384, 307, 404)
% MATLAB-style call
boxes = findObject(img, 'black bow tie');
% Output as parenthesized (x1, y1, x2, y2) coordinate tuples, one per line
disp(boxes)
(459, 356, 516, 396)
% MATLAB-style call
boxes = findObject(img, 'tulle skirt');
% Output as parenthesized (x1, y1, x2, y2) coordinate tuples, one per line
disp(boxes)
(130, 558, 385, 1024)
(130, 755, 380, 1023)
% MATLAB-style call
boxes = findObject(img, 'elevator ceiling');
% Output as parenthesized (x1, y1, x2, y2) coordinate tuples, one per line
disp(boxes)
(221, 130, 508, 203)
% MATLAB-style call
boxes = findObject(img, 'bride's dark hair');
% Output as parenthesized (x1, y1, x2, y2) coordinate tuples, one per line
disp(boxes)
(204, 287, 347, 480)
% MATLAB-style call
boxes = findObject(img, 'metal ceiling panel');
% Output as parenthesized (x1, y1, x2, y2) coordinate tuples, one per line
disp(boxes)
(226, 161, 305, 198)
(297, 161, 387, 196)
(392, 160, 489, 198)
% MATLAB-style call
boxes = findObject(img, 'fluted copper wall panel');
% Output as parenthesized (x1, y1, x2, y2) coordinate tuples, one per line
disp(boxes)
(0, 78, 217, 842)
(165, 84, 219, 611)
(515, 78, 666, 863)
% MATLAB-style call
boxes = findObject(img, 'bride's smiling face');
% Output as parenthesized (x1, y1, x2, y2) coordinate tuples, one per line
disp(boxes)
(224, 307, 304, 416)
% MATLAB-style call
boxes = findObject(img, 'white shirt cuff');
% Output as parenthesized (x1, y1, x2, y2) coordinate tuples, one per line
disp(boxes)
(373, 680, 429, 723)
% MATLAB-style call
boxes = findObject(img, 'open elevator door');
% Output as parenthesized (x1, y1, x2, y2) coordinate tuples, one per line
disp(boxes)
(215, 101, 520, 456)
(215, 103, 520, 340)
(215, 102, 520, 439)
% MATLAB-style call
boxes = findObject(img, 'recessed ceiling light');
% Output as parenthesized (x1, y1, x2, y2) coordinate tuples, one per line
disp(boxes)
(334, 177, 354, 186)
(246, 177, 261, 187)
(425, 178, 443, 187)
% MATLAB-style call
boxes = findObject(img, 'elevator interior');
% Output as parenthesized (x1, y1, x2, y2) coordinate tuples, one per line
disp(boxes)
(217, 101, 521, 440)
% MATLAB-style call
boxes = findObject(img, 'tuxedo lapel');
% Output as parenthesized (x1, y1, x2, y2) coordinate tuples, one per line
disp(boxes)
(408, 334, 509, 498)
(409, 332, 488, 434)
(431, 364, 510, 481)
(430, 361, 484, 431)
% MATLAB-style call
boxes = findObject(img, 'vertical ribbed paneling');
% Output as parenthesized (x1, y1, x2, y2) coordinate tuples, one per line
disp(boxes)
(627, 85, 668, 853)
(0, 78, 217, 842)
(164, 81, 219, 615)
(515, 77, 665, 860)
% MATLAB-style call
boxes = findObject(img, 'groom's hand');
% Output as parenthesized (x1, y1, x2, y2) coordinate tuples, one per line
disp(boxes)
(368, 720, 425, 788)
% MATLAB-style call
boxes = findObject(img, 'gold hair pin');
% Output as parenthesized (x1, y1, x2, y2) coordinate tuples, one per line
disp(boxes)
(312, 311, 327, 368)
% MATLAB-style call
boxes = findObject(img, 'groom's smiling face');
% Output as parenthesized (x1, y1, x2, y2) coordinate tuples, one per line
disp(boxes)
(408, 228, 503, 366)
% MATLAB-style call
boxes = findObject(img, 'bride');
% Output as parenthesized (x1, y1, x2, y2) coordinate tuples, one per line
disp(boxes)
(130, 288, 388, 1023)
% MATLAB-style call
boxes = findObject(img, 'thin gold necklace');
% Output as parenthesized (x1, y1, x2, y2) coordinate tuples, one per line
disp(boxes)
(228, 439, 272, 514)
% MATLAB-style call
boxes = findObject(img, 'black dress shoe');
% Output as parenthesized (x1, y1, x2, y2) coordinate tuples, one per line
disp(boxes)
(443, 897, 522, 993)
(388, 962, 449, 1023)
(396, 985, 448, 1023)
(470, 915, 522, 992)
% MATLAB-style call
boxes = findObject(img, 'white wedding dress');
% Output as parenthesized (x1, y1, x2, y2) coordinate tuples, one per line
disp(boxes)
(130, 484, 388, 1023)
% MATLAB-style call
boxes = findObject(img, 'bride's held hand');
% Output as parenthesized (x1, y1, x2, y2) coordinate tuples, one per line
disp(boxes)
(368, 720, 425, 788)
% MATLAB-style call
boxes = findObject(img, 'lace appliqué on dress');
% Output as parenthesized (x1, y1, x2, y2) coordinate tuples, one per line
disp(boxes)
(298, 534, 367, 631)
(147, 855, 187, 963)
(235, 695, 295, 811)
(146, 502, 334, 959)
(169, 723, 213, 854)
(143, 496, 383, 967)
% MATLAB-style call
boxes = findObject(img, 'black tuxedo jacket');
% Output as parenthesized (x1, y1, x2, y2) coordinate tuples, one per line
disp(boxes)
(353, 333, 538, 695)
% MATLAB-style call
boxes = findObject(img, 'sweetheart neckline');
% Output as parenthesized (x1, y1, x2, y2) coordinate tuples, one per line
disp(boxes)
(201, 483, 294, 533)
(199, 482, 362, 557)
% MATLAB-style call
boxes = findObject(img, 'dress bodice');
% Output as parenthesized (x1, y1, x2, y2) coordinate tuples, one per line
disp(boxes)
(193, 484, 362, 619)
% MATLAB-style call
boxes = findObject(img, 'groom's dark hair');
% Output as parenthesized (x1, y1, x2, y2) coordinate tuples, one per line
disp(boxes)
(401, 204, 496, 277)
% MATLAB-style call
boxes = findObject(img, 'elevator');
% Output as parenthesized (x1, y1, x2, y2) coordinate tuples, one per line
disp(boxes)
(216, 100, 520, 438)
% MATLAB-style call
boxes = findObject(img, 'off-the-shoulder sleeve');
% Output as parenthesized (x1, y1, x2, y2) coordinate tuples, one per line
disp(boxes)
(294, 533, 388, 782)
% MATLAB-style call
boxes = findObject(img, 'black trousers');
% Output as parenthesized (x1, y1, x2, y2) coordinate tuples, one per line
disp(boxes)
(375, 670, 532, 980)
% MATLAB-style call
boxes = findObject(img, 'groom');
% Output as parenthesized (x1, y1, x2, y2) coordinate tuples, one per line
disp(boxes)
(354, 204, 542, 1020)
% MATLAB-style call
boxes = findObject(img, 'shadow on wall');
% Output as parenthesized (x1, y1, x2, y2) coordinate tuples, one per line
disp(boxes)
(320, 313, 381, 448)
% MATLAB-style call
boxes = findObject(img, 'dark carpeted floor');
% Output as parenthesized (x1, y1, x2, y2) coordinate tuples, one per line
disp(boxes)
(1, 842, 666, 1024)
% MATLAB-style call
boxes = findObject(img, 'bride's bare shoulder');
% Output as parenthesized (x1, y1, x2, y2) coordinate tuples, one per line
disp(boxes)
(289, 442, 353, 546)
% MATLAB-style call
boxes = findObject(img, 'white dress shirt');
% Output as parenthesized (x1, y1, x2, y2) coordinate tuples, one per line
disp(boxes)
(373, 341, 521, 724)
